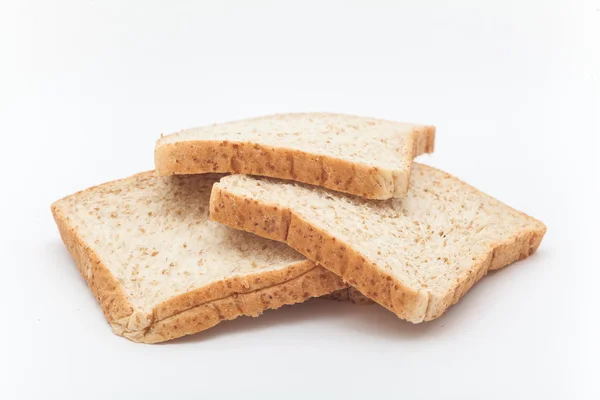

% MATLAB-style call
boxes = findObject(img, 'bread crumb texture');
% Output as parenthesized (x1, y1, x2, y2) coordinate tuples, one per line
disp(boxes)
(51, 172, 345, 343)
(212, 163, 547, 322)
(156, 113, 435, 199)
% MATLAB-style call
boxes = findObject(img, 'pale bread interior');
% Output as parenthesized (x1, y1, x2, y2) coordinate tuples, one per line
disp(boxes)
(52, 172, 308, 314)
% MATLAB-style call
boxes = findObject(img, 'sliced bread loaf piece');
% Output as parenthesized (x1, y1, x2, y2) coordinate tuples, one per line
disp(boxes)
(155, 113, 435, 199)
(210, 164, 546, 322)
(51, 172, 345, 343)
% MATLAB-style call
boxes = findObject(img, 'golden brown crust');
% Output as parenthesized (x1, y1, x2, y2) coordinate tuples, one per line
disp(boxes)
(209, 168, 546, 323)
(155, 124, 435, 200)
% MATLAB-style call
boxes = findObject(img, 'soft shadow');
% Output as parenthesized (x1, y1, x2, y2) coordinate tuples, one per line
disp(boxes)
(164, 298, 449, 345)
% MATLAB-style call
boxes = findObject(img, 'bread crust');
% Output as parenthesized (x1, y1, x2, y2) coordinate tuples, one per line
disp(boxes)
(155, 122, 435, 200)
(209, 164, 546, 323)
(52, 198, 136, 327)
(51, 177, 346, 343)
(138, 266, 345, 343)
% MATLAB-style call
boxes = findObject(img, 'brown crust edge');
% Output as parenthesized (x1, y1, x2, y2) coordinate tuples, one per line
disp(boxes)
(209, 164, 547, 323)
(139, 265, 345, 343)
(51, 202, 137, 329)
(155, 125, 435, 200)
(51, 174, 345, 343)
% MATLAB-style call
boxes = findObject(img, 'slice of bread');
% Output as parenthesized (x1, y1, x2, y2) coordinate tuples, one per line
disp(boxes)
(210, 163, 547, 322)
(155, 113, 435, 199)
(51, 172, 345, 343)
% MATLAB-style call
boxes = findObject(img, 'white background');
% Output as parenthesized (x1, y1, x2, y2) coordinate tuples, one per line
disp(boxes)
(1, 1, 598, 399)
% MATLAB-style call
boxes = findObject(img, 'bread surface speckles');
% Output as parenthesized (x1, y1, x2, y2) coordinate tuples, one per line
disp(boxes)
(211, 163, 546, 322)
(51, 172, 346, 343)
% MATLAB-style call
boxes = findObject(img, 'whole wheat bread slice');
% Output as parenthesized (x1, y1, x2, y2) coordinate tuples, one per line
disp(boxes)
(210, 163, 546, 322)
(155, 113, 435, 199)
(51, 172, 345, 343)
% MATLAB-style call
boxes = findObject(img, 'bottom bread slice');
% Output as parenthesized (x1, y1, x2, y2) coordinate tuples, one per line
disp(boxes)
(51, 171, 345, 343)
(119, 265, 342, 343)
(210, 163, 547, 323)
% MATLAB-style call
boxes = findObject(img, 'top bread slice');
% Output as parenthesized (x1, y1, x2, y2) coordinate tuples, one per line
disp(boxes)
(51, 172, 345, 343)
(155, 113, 436, 199)
(210, 163, 547, 323)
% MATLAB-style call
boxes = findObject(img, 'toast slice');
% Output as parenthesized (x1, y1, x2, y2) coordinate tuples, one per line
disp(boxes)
(155, 113, 435, 199)
(51, 172, 345, 343)
(210, 163, 547, 322)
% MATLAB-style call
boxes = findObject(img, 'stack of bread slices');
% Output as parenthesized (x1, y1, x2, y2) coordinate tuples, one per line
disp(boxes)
(52, 113, 546, 343)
